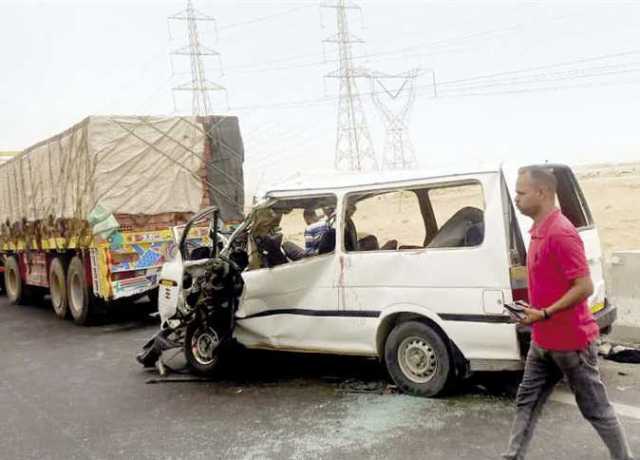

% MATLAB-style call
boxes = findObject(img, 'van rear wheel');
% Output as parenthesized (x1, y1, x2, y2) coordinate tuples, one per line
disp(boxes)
(384, 321, 451, 397)
(67, 256, 93, 325)
(49, 257, 68, 319)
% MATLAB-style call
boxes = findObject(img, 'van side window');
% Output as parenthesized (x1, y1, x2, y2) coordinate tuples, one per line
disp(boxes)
(551, 167, 593, 229)
(344, 191, 426, 251)
(343, 181, 485, 252)
(247, 195, 337, 270)
(427, 183, 485, 248)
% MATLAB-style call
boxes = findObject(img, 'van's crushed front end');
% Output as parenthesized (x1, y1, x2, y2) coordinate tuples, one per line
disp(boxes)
(137, 206, 252, 372)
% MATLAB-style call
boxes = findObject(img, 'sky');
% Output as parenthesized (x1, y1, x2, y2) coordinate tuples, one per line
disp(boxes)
(1, 0, 640, 198)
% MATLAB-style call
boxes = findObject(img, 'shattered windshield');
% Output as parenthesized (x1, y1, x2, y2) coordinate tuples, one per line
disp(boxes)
(245, 195, 338, 270)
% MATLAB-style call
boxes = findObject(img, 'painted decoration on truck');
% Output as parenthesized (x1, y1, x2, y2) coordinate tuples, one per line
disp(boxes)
(110, 243, 169, 273)
(103, 227, 209, 301)
(111, 270, 160, 300)
(23, 252, 48, 288)
(134, 244, 163, 268)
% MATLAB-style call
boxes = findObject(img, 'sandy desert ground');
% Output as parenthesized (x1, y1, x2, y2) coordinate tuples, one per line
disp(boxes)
(575, 162, 640, 259)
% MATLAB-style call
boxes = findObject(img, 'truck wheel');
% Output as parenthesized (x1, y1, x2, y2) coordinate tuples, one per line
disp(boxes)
(67, 256, 92, 325)
(384, 321, 451, 397)
(5, 256, 26, 305)
(184, 321, 225, 376)
(49, 257, 68, 319)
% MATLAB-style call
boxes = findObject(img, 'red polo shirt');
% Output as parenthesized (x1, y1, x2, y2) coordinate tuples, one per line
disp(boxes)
(528, 208, 599, 351)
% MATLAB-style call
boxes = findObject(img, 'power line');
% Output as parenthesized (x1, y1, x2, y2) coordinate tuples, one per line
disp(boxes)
(217, 4, 313, 32)
(218, 12, 588, 76)
(437, 49, 640, 88)
(421, 76, 640, 101)
(228, 49, 640, 111)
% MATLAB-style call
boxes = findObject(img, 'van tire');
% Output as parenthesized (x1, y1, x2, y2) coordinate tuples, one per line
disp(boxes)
(67, 256, 92, 325)
(384, 321, 451, 397)
(49, 257, 68, 319)
(184, 321, 225, 376)
(5, 256, 27, 305)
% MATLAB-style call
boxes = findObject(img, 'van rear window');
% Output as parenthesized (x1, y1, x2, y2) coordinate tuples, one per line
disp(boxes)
(552, 167, 593, 229)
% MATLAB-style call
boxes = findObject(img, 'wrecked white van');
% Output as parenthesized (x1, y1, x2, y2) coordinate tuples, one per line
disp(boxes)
(153, 163, 616, 397)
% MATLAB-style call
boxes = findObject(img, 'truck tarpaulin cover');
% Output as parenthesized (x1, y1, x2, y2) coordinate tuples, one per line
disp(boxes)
(0, 115, 244, 227)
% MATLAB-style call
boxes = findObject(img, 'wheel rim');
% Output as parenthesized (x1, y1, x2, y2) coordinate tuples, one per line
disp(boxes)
(69, 271, 84, 316)
(191, 326, 220, 366)
(6, 265, 19, 300)
(397, 336, 438, 384)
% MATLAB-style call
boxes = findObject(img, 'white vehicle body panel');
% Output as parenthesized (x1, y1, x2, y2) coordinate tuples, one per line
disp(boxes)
(158, 257, 183, 324)
(235, 253, 343, 352)
(232, 168, 522, 367)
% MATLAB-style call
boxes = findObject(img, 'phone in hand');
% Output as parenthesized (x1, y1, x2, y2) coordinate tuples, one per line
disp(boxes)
(504, 300, 530, 321)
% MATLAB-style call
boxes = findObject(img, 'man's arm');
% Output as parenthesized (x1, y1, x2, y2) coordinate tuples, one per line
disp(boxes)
(520, 276, 593, 325)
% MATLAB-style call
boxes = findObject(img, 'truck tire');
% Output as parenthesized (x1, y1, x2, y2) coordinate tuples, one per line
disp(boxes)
(67, 256, 92, 325)
(384, 321, 451, 397)
(49, 257, 68, 319)
(4, 256, 26, 305)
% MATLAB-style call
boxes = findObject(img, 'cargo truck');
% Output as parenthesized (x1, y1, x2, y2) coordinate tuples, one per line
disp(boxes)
(0, 115, 244, 324)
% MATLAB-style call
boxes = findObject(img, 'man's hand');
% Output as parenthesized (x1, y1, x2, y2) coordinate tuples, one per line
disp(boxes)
(518, 307, 545, 325)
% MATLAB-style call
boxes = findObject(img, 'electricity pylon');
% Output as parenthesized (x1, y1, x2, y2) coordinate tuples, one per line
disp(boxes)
(322, 0, 377, 172)
(370, 69, 421, 170)
(169, 0, 226, 116)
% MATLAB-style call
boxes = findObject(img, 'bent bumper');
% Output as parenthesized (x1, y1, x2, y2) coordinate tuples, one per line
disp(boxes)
(594, 303, 617, 332)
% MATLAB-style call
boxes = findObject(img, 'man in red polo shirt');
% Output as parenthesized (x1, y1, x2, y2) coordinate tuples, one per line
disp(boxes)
(502, 166, 634, 460)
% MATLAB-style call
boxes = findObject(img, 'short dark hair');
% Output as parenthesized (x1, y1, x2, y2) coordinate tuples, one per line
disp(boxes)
(303, 208, 317, 219)
(518, 165, 557, 193)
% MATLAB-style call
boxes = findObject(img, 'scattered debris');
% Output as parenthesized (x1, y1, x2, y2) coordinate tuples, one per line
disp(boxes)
(383, 385, 400, 395)
(146, 376, 213, 384)
(599, 341, 640, 364)
(336, 378, 389, 395)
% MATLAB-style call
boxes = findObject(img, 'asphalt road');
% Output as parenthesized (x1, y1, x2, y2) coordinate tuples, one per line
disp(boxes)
(1, 295, 639, 460)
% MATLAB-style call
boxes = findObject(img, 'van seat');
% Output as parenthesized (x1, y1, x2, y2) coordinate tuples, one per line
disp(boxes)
(427, 207, 484, 249)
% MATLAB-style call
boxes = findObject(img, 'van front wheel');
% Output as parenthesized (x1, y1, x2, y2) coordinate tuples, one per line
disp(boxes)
(384, 321, 451, 397)
(184, 321, 225, 376)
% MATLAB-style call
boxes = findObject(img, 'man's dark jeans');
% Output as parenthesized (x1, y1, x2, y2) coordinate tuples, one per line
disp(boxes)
(503, 342, 634, 460)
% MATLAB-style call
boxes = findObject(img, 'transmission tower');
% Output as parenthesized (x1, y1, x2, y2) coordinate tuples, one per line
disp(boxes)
(168, 0, 226, 116)
(322, 0, 378, 172)
(370, 69, 421, 170)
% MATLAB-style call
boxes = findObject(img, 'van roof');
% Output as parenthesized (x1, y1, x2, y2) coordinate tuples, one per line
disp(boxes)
(259, 164, 503, 197)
